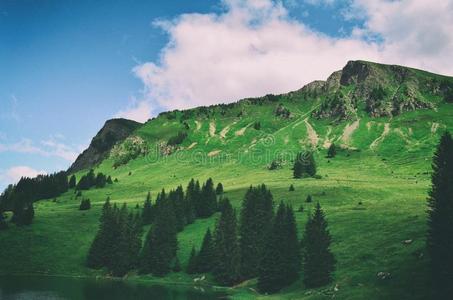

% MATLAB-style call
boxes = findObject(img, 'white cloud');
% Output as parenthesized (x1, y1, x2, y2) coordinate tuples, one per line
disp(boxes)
(0, 138, 80, 162)
(0, 166, 47, 186)
(114, 98, 151, 123)
(125, 0, 453, 117)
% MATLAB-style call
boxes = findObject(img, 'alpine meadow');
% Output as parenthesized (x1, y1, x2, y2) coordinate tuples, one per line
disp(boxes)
(1, 58, 453, 299)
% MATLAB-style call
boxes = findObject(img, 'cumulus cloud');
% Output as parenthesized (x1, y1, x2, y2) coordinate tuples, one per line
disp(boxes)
(125, 0, 453, 117)
(114, 98, 151, 123)
(0, 137, 79, 162)
(0, 166, 47, 186)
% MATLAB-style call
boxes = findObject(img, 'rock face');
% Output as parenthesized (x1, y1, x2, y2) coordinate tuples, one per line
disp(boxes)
(304, 60, 453, 120)
(68, 118, 141, 173)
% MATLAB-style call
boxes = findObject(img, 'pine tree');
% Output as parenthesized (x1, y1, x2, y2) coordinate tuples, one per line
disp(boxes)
(293, 152, 317, 178)
(258, 202, 299, 293)
(183, 179, 196, 224)
(106, 176, 113, 184)
(173, 256, 182, 272)
(302, 202, 335, 288)
(68, 175, 76, 189)
(289, 184, 295, 191)
(140, 193, 178, 276)
(142, 192, 154, 225)
(0, 209, 7, 230)
(196, 228, 214, 273)
(239, 185, 274, 279)
(216, 182, 224, 195)
(79, 198, 91, 210)
(186, 246, 198, 274)
(199, 178, 217, 218)
(212, 198, 241, 286)
(87, 198, 114, 268)
(327, 143, 337, 158)
(169, 186, 185, 231)
(427, 131, 453, 296)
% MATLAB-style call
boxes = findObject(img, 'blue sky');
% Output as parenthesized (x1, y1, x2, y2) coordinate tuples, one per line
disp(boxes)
(1, 0, 452, 190)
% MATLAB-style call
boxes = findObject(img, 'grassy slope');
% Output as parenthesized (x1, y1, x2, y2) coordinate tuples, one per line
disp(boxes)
(1, 91, 452, 299)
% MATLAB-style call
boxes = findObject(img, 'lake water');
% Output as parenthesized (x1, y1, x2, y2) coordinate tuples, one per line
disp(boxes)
(0, 275, 228, 300)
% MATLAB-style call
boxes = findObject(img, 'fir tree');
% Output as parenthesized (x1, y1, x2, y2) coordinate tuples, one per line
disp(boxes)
(302, 202, 335, 288)
(196, 228, 214, 273)
(68, 175, 76, 189)
(183, 179, 196, 224)
(216, 182, 224, 195)
(306, 195, 312, 203)
(106, 176, 113, 184)
(427, 131, 453, 296)
(289, 184, 295, 191)
(186, 246, 198, 274)
(199, 178, 217, 218)
(327, 143, 337, 158)
(79, 198, 91, 210)
(293, 152, 317, 178)
(140, 192, 178, 276)
(169, 186, 185, 231)
(212, 198, 241, 286)
(258, 202, 300, 293)
(86, 198, 114, 268)
(173, 256, 182, 272)
(239, 185, 274, 279)
(142, 192, 154, 225)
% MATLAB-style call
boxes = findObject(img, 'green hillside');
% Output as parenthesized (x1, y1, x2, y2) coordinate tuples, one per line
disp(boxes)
(1, 60, 453, 299)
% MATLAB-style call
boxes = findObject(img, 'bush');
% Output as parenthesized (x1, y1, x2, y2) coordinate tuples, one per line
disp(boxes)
(167, 132, 188, 146)
(79, 199, 91, 211)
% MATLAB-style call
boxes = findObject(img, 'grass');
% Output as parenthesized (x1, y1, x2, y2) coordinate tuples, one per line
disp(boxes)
(1, 96, 452, 299)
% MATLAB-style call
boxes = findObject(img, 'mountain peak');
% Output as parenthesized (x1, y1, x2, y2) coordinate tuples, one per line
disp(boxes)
(68, 118, 141, 172)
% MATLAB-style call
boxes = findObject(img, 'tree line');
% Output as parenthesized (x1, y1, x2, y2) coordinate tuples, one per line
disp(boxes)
(427, 131, 453, 298)
(73, 169, 113, 190)
(0, 171, 68, 227)
(188, 184, 335, 293)
(87, 177, 224, 277)
(86, 182, 335, 294)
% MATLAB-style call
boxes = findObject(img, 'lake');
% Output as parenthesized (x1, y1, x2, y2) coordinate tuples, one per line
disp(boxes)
(0, 275, 228, 300)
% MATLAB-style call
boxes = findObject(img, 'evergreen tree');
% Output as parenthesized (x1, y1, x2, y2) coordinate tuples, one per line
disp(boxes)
(212, 198, 241, 286)
(86, 198, 114, 268)
(173, 256, 182, 272)
(199, 178, 217, 218)
(427, 131, 453, 296)
(258, 202, 299, 293)
(142, 192, 154, 225)
(186, 247, 198, 274)
(327, 143, 337, 158)
(302, 202, 335, 288)
(289, 184, 295, 191)
(79, 198, 91, 210)
(239, 185, 274, 279)
(106, 176, 113, 184)
(195, 228, 214, 273)
(68, 175, 76, 189)
(169, 186, 185, 231)
(293, 152, 317, 178)
(306, 195, 312, 203)
(140, 192, 178, 276)
(95, 173, 107, 188)
(183, 179, 196, 224)
(0, 209, 7, 230)
(216, 182, 224, 195)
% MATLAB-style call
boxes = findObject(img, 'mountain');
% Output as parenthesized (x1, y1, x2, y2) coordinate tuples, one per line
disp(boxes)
(1, 60, 453, 300)
(68, 118, 141, 173)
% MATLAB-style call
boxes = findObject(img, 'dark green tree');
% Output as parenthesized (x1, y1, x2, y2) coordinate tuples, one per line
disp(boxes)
(79, 198, 91, 210)
(195, 228, 214, 273)
(293, 152, 317, 178)
(302, 202, 335, 288)
(212, 198, 241, 286)
(186, 246, 198, 274)
(199, 178, 217, 218)
(258, 202, 300, 293)
(327, 143, 337, 158)
(142, 192, 154, 225)
(68, 175, 76, 189)
(427, 131, 453, 296)
(140, 192, 178, 276)
(216, 182, 224, 195)
(239, 185, 274, 279)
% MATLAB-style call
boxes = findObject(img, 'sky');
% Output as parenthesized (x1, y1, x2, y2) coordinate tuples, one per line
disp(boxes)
(1, 0, 453, 190)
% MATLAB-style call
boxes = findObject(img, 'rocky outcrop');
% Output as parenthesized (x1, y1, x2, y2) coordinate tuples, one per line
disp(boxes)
(68, 118, 141, 173)
(308, 60, 452, 119)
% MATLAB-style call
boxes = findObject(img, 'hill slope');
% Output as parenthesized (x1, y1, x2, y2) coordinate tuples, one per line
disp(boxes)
(1, 60, 453, 299)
